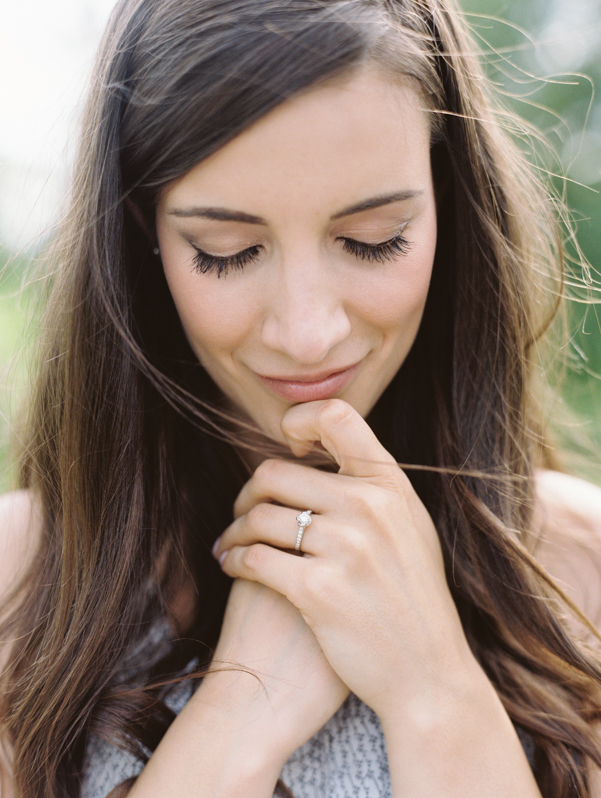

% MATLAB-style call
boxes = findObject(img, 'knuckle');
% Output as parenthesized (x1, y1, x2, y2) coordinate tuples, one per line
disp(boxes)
(254, 457, 281, 488)
(369, 486, 395, 518)
(342, 482, 389, 521)
(347, 527, 371, 559)
(246, 502, 272, 530)
(343, 495, 368, 523)
(241, 544, 264, 572)
(336, 527, 372, 574)
(342, 483, 371, 514)
(317, 398, 354, 429)
(304, 563, 337, 604)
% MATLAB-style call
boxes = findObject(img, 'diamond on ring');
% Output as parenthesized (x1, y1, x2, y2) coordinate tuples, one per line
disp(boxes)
(295, 510, 313, 552)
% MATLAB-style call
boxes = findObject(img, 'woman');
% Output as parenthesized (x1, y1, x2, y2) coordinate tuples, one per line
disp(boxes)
(2, 0, 601, 795)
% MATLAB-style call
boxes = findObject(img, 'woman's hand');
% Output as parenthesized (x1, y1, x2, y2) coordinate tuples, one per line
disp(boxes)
(203, 577, 349, 764)
(213, 398, 480, 725)
(129, 577, 348, 798)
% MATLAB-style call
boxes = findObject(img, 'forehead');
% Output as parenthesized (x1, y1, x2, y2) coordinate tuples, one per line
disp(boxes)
(159, 67, 433, 219)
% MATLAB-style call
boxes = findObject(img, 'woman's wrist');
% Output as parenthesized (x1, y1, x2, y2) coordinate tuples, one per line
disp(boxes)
(379, 660, 541, 797)
(128, 669, 287, 797)
(378, 653, 492, 740)
(191, 667, 296, 769)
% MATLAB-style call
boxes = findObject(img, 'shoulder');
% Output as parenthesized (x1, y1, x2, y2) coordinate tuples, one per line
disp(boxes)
(533, 470, 601, 629)
(0, 490, 41, 792)
(0, 490, 41, 611)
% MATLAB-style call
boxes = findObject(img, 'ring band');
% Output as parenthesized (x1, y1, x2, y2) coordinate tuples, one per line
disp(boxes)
(295, 510, 313, 552)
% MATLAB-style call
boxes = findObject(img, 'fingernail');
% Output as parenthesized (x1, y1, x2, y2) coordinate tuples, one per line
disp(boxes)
(211, 536, 221, 558)
(218, 550, 229, 566)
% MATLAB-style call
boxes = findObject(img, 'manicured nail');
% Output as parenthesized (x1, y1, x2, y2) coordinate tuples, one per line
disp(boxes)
(218, 550, 229, 566)
(211, 536, 221, 558)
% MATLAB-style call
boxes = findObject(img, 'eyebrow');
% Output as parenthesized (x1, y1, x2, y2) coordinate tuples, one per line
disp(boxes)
(168, 207, 266, 224)
(167, 190, 424, 225)
(331, 190, 424, 219)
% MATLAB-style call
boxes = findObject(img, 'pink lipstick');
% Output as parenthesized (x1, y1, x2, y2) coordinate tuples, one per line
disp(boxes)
(255, 362, 361, 402)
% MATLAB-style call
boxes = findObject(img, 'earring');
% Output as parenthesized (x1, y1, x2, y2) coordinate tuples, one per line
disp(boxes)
(153, 247, 160, 256)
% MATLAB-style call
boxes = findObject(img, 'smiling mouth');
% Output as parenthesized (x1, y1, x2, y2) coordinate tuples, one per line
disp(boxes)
(254, 362, 361, 402)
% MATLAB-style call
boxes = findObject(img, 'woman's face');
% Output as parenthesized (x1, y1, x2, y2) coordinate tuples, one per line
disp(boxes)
(156, 67, 437, 444)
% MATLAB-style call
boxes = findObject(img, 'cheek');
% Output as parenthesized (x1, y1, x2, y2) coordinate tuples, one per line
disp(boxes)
(162, 265, 257, 362)
(356, 208, 436, 331)
(357, 248, 434, 333)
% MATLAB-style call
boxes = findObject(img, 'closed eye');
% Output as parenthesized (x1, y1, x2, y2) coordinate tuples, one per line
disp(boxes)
(191, 244, 262, 277)
(340, 234, 412, 263)
(191, 232, 412, 276)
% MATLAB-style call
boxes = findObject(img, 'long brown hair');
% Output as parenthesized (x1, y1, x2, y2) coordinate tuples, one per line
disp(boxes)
(2, 0, 601, 796)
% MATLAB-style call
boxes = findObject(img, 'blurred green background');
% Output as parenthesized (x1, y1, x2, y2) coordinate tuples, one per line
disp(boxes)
(458, 0, 601, 481)
(0, 0, 600, 493)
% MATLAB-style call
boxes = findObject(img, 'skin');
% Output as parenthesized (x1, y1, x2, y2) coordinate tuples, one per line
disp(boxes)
(2, 64, 601, 798)
(147, 67, 543, 796)
(156, 67, 437, 444)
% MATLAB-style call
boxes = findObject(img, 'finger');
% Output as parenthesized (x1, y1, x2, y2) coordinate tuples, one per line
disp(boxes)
(233, 458, 349, 519)
(281, 399, 403, 487)
(215, 503, 325, 558)
(218, 543, 307, 605)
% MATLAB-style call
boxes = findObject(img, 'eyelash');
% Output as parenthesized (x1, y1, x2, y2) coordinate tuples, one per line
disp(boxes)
(192, 245, 262, 277)
(340, 234, 412, 263)
(191, 233, 412, 277)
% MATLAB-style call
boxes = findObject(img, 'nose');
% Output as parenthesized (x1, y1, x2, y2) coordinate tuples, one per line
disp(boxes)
(260, 255, 351, 364)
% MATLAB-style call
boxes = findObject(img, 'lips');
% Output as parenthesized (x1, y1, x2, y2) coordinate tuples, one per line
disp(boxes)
(254, 362, 361, 402)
